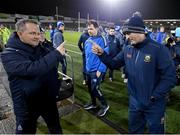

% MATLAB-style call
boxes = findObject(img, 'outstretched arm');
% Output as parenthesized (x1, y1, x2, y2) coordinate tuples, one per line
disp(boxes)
(92, 43, 125, 69)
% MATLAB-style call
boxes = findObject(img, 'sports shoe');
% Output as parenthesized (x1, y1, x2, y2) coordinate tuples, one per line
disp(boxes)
(82, 80, 86, 85)
(121, 74, 125, 79)
(97, 105, 109, 117)
(62, 77, 69, 80)
(109, 78, 113, 82)
(84, 104, 97, 110)
(124, 78, 128, 83)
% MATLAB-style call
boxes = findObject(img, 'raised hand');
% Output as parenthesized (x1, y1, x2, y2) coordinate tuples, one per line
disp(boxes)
(56, 41, 66, 55)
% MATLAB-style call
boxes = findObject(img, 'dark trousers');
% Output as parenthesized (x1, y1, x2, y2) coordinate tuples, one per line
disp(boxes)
(87, 72, 107, 107)
(82, 54, 87, 81)
(60, 56, 67, 75)
(109, 69, 113, 79)
(129, 95, 166, 134)
(15, 98, 62, 134)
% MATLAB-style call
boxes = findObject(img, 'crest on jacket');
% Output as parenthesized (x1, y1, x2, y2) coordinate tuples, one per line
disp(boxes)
(144, 55, 151, 62)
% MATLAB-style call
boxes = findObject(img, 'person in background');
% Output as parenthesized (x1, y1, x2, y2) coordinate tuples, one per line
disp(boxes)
(49, 23, 55, 43)
(156, 26, 167, 44)
(78, 28, 90, 85)
(174, 27, 180, 66)
(106, 25, 122, 81)
(53, 21, 67, 76)
(0, 24, 11, 47)
(174, 27, 180, 85)
(165, 37, 176, 59)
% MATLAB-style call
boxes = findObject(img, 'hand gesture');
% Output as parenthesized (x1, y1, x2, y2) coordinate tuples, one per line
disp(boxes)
(96, 71, 101, 78)
(56, 41, 66, 55)
(92, 43, 104, 55)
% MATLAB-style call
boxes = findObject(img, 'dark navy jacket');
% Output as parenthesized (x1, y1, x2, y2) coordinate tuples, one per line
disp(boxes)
(1, 32, 63, 116)
(78, 32, 90, 55)
(100, 37, 176, 106)
(174, 41, 180, 66)
(106, 35, 122, 58)
(85, 35, 107, 73)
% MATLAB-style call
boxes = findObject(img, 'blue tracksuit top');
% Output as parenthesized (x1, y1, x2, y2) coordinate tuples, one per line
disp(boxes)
(85, 35, 107, 73)
(156, 31, 166, 44)
(100, 37, 176, 105)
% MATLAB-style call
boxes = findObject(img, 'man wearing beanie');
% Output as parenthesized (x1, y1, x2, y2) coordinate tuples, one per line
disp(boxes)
(92, 12, 176, 134)
(53, 21, 67, 76)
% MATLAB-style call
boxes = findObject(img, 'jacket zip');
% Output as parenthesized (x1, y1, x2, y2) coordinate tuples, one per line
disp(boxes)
(135, 50, 140, 64)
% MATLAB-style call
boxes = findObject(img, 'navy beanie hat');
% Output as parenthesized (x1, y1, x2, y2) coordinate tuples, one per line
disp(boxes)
(57, 21, 64, 28)
(122, 12, 146, 34)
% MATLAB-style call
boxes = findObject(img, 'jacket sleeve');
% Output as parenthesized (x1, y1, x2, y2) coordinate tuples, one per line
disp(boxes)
(1, 50, 63, 77)
(78, 35, 83, 52)
(99, 48, 125, 70)
(97, 37, 107, 72)
(97, 60, 107, 73)
(152, 46, 176, 99)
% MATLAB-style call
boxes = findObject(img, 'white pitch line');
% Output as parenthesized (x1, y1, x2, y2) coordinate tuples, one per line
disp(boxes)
(66, 43, 79, 48)
(66, 49, 82, 55)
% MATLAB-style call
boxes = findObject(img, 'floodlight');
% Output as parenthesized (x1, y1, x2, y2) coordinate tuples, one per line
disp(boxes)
(102, 0, 127, 6)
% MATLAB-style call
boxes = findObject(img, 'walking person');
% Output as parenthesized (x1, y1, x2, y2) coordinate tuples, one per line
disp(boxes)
(84, 20, 109, 117)
(92, 13, 176, 133)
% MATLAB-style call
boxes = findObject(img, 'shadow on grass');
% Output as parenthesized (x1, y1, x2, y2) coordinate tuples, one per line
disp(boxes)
(37, 109, 119, 134)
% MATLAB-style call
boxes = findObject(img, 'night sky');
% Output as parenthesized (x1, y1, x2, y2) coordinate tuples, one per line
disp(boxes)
(0, 0, 179, 22)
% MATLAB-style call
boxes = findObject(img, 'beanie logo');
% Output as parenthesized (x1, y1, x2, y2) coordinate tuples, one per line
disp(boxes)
(144, 55, 151, 62)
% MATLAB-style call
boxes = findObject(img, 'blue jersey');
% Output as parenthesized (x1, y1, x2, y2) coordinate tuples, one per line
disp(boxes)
(85, 35, 107, 73)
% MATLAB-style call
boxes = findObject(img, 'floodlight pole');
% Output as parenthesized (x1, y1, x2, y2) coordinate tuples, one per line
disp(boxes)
(87, 13, 90, 22)
(56, 6, 59, 21)
(110, 2, 112, 22)
(97, 13, 99, 23)
(78, 11, 81, 32)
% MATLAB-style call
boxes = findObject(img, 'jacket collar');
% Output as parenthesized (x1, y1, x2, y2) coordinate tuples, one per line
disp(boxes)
(133, 37, 149, 49)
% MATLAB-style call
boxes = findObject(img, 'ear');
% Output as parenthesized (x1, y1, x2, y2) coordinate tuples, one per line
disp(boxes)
(17, 31, 22, 37)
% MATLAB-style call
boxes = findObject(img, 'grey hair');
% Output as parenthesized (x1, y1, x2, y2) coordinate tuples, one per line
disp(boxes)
(15, 19, 39, 32)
